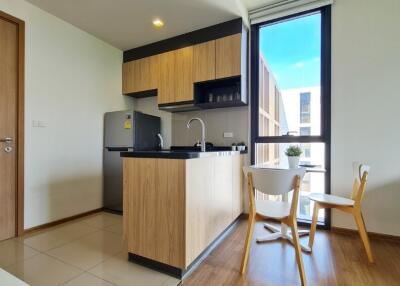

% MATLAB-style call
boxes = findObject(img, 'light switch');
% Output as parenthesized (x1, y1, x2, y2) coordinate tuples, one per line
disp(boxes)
(33, 120, 47, 127)
(223, 132, 233, 138)
(38, 121, 47, 127)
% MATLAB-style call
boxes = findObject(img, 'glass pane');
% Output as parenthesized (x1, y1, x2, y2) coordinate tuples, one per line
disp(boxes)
(255, 142, 325, 222)
(258, 13, 321, 137)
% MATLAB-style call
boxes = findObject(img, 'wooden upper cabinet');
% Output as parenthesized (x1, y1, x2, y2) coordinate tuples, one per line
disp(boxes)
(193, 40, 216, 83)
(122, 61, 134, 94)
(122, 55, 158, 94)
(216, 33, 241, 79)
(158, 50, 175, 105)
(158, 47, 194, 104)
(123, 32, 244, 105)
(174, 47, 193, 103)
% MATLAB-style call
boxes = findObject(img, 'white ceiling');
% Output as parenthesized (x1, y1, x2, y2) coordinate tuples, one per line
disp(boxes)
(24, 0, 235, 50)
(26, 0, 273, 50)
(242, 0, 276, 11)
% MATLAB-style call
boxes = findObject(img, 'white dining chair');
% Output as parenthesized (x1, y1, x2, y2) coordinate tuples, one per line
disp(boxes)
(308, 162, 374, 263)
(241, 166, 307, 286)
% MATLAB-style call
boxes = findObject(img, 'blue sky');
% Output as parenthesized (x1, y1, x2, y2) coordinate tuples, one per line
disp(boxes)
(259, 13, 321, 90)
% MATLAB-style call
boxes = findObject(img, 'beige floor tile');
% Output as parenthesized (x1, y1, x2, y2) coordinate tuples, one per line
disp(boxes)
(63, 273, 115, 286)
(46, 230, 123, 270)
(0, 239, 39, 268)
(103, 222, 122, 235)
(89, 253, 180, 286)
(78, 213, 122, 229)
(161, 276, 181, 286)
(4, 253, 82, 286)
(19, 221, 98, 252)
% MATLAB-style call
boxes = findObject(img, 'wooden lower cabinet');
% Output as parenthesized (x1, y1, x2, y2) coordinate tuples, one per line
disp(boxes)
(123, 155, 243, 270)
(123, 158, 185, 268)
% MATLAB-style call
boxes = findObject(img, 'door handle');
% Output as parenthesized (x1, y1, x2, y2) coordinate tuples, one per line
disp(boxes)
(0, 137, 13, 143)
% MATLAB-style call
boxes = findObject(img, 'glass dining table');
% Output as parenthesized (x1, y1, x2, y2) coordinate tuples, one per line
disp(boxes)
(251, 162, 326, 253)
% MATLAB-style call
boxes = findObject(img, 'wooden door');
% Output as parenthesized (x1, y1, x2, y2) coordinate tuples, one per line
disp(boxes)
(158, 50, 175, 104)
(174, 46, 193, 103)
(216, 33, 241, 79)
(193, 40, 215, 83)
(0, 16, 18, 241)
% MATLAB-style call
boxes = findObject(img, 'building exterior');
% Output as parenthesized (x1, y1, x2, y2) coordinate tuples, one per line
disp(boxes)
(256, 55, 324, 220)
(256, 55, 288, 165)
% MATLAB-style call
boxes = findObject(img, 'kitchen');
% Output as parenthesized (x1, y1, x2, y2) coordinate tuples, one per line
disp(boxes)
(1, 0, 399, 286)
(102, 18, 250, 278)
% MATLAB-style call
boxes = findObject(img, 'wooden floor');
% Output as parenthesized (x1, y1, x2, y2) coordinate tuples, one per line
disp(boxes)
(182, 219, 400, 286)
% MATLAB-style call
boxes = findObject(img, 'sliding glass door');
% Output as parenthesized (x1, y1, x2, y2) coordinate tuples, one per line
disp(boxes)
(251, 7, 331, 227)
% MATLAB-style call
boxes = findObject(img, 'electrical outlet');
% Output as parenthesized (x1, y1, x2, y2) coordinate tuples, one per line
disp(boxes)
(223, 132, 233, 138)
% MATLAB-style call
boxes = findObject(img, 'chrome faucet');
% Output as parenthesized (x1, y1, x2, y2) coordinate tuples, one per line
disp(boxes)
(187, 118, 206, 152)
(157, 133, 164, 150)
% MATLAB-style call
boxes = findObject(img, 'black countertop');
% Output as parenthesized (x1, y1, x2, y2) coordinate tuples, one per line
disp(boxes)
(120, 146, 247, 159)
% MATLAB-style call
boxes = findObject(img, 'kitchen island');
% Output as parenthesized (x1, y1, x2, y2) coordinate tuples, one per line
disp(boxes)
(121, 150, 245, 278)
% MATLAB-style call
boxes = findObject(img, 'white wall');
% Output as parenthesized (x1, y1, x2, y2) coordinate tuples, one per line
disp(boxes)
(331, 0, 400, 235)
(0, 0, 133, 228)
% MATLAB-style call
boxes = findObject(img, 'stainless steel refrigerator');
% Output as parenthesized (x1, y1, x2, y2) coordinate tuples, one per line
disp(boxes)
(103, 110, 160, 212)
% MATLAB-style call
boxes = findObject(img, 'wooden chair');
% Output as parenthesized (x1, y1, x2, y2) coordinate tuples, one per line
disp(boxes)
(308, 162, 374, 263)
(241, 166, 307, 286)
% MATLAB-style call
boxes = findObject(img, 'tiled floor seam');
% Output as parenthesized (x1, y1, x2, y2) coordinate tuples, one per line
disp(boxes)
(84, 249, 126, 273)
(43, 241, 122, 272)
(54, 269, 82, 286)
(3, 213, 123, 285)
(24, 225, 104, 253)
(21, 227, 101, 253)
(59, 272, 118, 286)
(81, 271, 119, 286)
(5, 237, 119, 285)
(83, 251, 172, 286)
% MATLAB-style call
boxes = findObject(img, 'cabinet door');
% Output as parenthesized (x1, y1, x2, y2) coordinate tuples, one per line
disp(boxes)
(122, 61, 134, 94)
(216, 33, 241, 79)
(174, 46, 194, 103)
(122, 56, 158, 94)
(185, 158, 215, 266)
(232, 154, 243, 219)
(213, 156, 233, 238)
(124, 158, 186, 268)
(158, 50, 175, 104)
(134, 56, 158, 92)
(193, 40, 215, 83)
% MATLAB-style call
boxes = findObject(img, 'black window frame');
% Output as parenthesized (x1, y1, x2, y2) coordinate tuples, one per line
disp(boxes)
(250, 6, 332, 229)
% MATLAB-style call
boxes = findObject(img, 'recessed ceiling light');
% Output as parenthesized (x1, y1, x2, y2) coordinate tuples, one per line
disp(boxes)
(152, 18, 164, 28)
